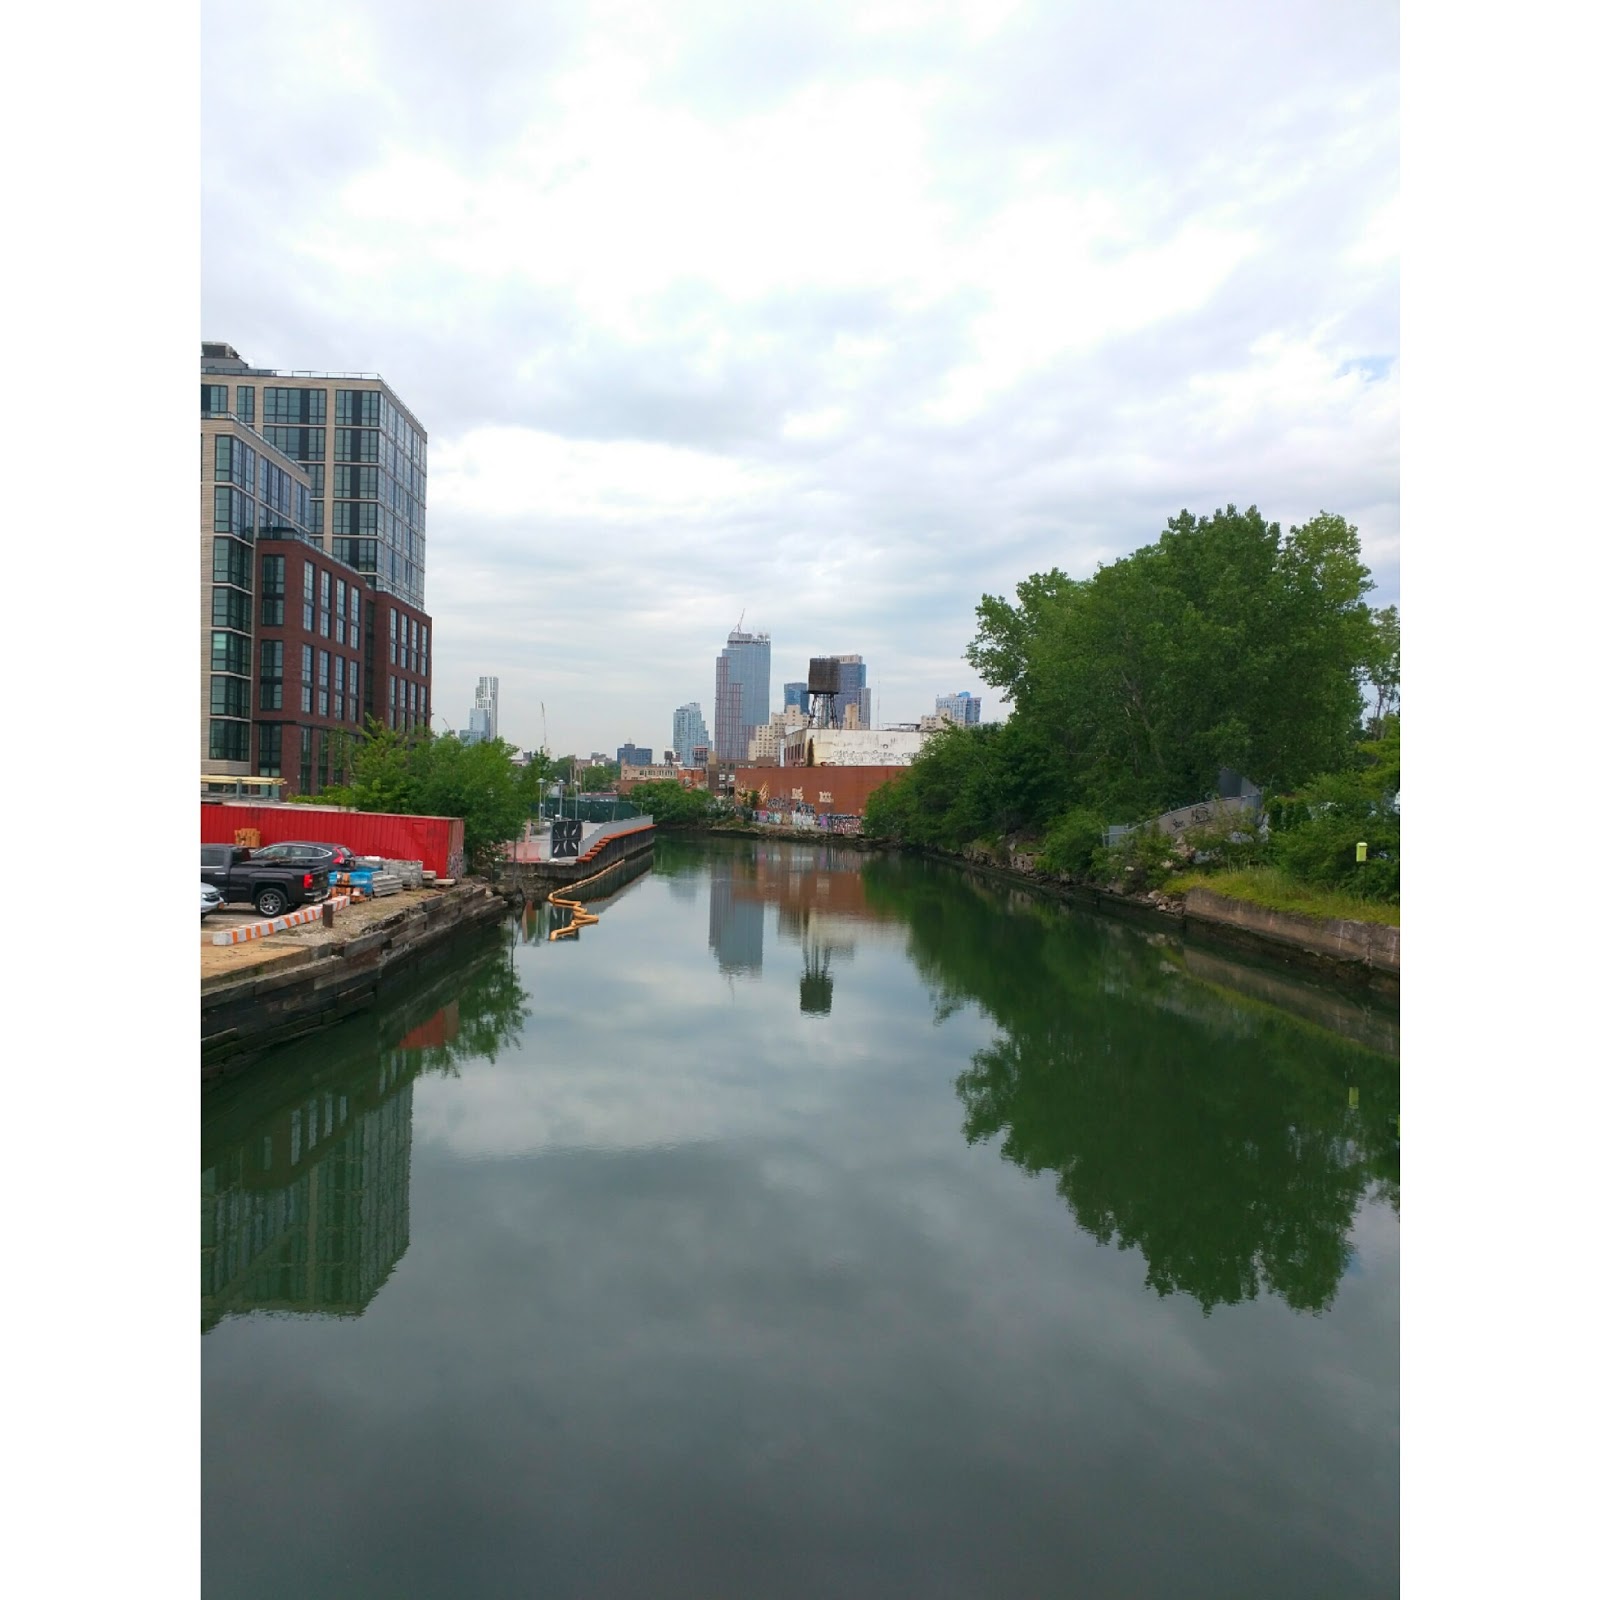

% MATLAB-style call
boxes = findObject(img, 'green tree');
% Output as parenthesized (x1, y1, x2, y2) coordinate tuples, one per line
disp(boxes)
(315, 723, 529, 871)
(582, 762, 618, 792)
(965, 506, 1378, 817)
(625, 780, 715, 827)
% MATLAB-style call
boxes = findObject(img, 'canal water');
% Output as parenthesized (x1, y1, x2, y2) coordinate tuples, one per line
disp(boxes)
(202, 838, 1399, 1599)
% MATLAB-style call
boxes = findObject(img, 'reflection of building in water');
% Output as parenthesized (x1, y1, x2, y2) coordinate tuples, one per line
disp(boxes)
(704, 845, 910, 1007)
(708, 864, 764, 976)
(201, 1051, 415, 1331)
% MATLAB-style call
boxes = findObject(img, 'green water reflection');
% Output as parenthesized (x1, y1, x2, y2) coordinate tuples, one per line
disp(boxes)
(202, 840, 1398, 1599)
(861, 857, 1399, 1313)
(201, 927, 528, 1331)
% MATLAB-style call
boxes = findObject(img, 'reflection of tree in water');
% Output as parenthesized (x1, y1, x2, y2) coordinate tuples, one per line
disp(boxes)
(400, 924, 529, 1074)
(201, 927, 528, 1330)
(862, 857, 1399, 1315)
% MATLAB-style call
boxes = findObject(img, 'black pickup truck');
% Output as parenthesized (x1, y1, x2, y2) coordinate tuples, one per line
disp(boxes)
(200, 844, 331, 918)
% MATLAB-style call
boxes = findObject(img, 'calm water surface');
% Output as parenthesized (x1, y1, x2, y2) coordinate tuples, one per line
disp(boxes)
(202, 838, 1399, 1598)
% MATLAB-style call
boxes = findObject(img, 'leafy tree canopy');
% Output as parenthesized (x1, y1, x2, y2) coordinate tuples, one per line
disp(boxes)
(967, 506, 1385, 815)
(313, 723, 530, 871)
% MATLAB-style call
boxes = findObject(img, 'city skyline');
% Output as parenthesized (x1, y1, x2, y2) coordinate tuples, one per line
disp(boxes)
(202, 2, 1397, 758)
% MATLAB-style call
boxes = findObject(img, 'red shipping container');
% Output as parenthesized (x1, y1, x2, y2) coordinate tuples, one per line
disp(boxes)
(199, 803, 466, 879)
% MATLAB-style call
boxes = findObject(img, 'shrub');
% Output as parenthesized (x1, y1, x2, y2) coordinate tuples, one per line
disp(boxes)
(1270, 771, 1399, 903)
(1091, 824, 1180, 891)
(1038, 808, 1106, 877)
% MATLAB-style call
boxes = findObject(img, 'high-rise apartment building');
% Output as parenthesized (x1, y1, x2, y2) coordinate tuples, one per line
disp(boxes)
(835, 655, 870, 730)
(783, 681, 808, 710)
(202, 344, 433, 795)
(714, 629, 772, 761)
(202, 343, 429, 609)
(617, 742, 653, 767)
(673, 703, 709, 762)
(471, 676, 499, 742)
(936, 690, 982, 726)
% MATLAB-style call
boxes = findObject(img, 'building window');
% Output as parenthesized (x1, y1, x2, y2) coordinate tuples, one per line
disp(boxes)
(419, 685, 426, 723)
(335, 389, 381, 426)
(212, 537, 252, 590)
(263, 425, 325, 462)
(210, 676, 250, 718)
(264, 387, 327, 426)
(333, 464, 380, 499)
(211, 587, 251, 631)
(256, 721, 281, 777)
(300, 643, 313, 713)
(214, 434, 234, 483)
(334, 428, 380, 462)
(333, 502, 378, 535)
(349, 590, 361, 633)
(209, 718, 249, 761)
(211, 631, 249, 676)
(258, 640, 283, 711)
(235, 385, 255, 424)
(389, 610, 397, 664)
(201, 384, 229, 416)
(260, 554, 285, 626)
(333, 537, 378, 572)
(389, 677, 397, 726)
(349, 660, 360, 718)
(334, 655, 345, 721)
(300, 727, 313, 793)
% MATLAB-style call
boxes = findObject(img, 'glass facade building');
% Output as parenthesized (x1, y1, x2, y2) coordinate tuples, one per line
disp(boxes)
(673, 703, 709, 762)
(714, 630, 772, 762)
(834, 655, 870, 730)
(201, 343, 428, 610)
(201, 345, 434, 793)
(936, 690, 982, 726)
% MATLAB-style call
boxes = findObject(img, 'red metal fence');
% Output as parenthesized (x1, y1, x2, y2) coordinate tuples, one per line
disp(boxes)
(199, 803, 466, 879)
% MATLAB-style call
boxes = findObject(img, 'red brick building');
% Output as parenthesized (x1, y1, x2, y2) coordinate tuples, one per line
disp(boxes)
(254, 537, 432, 796)
(734, 765, 904, 819)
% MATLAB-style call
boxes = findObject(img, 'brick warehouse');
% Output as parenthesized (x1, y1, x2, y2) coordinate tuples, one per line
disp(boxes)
(733, 765, 906, 819)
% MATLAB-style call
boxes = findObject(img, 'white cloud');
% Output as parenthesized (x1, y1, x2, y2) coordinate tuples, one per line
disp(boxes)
(203, 0, 1399, 753)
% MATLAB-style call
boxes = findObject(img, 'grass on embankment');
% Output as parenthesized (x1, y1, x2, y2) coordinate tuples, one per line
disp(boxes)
(1165, 865, 1400, 927)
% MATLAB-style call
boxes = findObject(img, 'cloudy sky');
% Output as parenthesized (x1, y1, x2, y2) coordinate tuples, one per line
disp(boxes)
(201, 0, 1398, 758)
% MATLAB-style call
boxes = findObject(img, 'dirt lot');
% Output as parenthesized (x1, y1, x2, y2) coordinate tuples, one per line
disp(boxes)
(200, 887, 453, 985)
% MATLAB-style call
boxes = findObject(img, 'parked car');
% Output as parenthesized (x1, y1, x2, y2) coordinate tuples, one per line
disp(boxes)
(201, 882, 224, 920)
(246, 840, 360, 870)
(200, 844, 330, 918)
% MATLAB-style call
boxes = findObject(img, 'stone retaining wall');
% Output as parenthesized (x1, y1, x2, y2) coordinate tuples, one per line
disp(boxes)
(201, 882, 511, 1075)
(1182, 887, 1399, 974)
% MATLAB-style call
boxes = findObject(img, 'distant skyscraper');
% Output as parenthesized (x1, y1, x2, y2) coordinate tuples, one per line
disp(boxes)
(835, 655, 869, 730)
(783, 681, 808, 710)
(714, 629, 771, 761)
(936, 690, 981, 726)
(673, 702, 709, 762)
(617, 742, 653, 767)
(473, 676, 499, 741)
